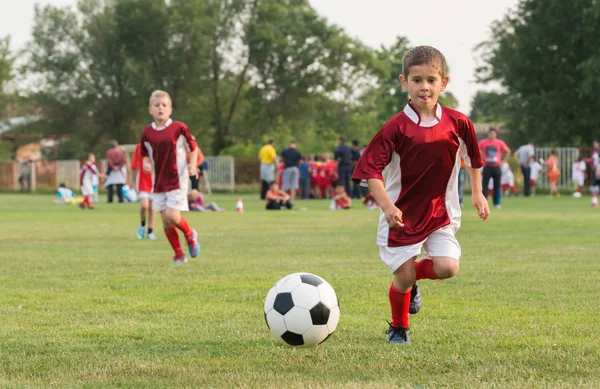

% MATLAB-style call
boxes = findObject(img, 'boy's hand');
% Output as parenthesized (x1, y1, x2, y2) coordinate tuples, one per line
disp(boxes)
(143, 160, 152, 173)
(382, 204, 404, 229)
(188, 164, 198, 179)
(472, 192, 490, 221)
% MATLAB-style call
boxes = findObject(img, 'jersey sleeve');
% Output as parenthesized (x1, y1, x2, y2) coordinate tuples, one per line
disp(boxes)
(140, 132, 149, 157)
(181, 124, 197, 152)
(130, 144, 140, 169)
(352, 119, 401, 185)
(458, 117, 483, 169)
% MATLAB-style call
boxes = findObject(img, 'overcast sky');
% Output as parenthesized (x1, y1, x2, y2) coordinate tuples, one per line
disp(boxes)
(1, 0, 520, 113)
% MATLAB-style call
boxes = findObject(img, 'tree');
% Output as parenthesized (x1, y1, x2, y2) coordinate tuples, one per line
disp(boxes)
(469, 90, 509, 123)
(475, 0, 600, 146)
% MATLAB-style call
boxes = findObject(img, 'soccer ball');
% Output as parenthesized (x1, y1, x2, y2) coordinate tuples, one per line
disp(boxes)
(264, 273, 340, 348)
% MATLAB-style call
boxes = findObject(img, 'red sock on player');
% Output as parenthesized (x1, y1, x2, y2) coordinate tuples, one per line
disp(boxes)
(389, 283, 411, 328)
(175, 217, 192, 238)
(414, 259, 440, 281)
(164, 226, 183, 255)
(83, 195, 92, 208)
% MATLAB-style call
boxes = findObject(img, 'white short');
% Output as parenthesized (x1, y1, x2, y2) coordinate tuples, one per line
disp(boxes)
(81, 183, 94, 196)
(379, 226, 461, 273)
(138, 191, 151, 199)
(151, 189, 189, 212)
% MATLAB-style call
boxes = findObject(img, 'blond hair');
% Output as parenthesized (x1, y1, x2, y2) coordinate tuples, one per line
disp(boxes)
(402, 46, 447, 77)
(149, 90, 172, 106)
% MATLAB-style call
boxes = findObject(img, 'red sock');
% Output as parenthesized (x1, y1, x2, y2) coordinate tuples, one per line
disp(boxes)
(414, 259, 440, 281)
(175, 217, 192, 238)
(578, 186, 582, 193)
(511, 186, 517, 194)
(164, 226, 183, 255)
(84, 195, 92, 208)
(389, 283, 411, 328)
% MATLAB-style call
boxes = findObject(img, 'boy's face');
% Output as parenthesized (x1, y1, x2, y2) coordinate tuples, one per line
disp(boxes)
(399, 64, 448, 113)
(271, 184, 279, 191)
(89, 154, 95, 163)
(149, 97, 173, 123)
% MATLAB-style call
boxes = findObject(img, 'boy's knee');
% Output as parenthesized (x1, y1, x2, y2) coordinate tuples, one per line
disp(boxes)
(434, 258, 459, 279)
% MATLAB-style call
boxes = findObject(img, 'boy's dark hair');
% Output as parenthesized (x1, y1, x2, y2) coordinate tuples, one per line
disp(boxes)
(268, 138, 274, 144)
(402, 46, 447, 77)
(488, 127, 497, 134)
(352, 140, 359, 147)
(550, 149, 557, 155)
(270, 181, 278, 187)
(59, 183, 66, 188)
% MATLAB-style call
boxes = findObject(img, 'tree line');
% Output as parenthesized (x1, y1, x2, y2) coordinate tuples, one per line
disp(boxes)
(1, 0, 598, 160)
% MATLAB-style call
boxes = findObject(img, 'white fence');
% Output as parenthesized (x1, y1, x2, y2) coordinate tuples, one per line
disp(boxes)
(205, 156, 235, 191)
(54, 156, 235, 191)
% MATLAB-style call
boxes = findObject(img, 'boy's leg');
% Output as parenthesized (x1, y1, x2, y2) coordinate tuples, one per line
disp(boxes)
(420, 227, 461, 280)
(387, 257, 416, 343)
(137, 197, 149, 239)
(161, 210, 185, 260)
(116, 184, 124, 203)
(163, 190, 199, 258)
(147, 200, 156, 238)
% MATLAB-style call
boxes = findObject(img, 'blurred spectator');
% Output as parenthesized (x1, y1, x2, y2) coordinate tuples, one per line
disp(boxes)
(334, 137, 352, 195)
(188, 190, 223, 212)
(330, 184, 352, 210)
(105, 140, 126, 203)
(266, 182, 293, 210)
(18, 159, 32, 191)
(351, 140, 362, 199)
(281, 141, 302, 200)
(299, 156, 311, 199)
(258, 138, 277, 200)
(515, 141, 535, 197)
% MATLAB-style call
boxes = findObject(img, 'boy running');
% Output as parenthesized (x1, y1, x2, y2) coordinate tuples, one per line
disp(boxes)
(131, 143, 157, 240)
(352, 46, 489, 343)
(140, 90, 200, 263)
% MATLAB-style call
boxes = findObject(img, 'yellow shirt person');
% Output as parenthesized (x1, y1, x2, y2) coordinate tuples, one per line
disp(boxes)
(258, 141, 277, 164)
(259, 139, 277, 199)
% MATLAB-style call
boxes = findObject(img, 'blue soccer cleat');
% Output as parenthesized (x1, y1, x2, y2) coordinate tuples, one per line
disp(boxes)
(136, 225, 145, 239)
(185, 229, 200, 258)
(173, 252, 187, 264)
(386, 322, 410, 344)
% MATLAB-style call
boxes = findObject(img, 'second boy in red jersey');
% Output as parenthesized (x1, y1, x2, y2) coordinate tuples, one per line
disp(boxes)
(141, 90, 200, 264)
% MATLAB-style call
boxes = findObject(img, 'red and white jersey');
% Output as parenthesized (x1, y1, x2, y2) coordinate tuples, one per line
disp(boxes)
(572, 161, 586, 181)
(140, 119, 197, 193)
(530, 161, 543, 181)
(352, 102, 482, 247)
(80, 161, 98, 187)
(130, 143, 153, 192)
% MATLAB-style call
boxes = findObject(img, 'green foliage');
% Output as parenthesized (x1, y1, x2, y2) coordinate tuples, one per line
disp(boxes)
(469, 90, 509, 123)
(476, 0, 600, 146)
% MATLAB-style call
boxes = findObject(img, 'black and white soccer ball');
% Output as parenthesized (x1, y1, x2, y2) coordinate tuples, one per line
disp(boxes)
(264, 272, 340, 348)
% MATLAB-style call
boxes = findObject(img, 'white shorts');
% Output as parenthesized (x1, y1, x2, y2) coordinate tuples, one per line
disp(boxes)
(379, 226, 461, 273)
(81, 183, 94, 196)
(152, 189, 189, 212)
(138, 191, 151, 199)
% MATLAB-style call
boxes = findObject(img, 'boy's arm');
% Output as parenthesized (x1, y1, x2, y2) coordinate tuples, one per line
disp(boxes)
(368, 179, 403, 229)
(188, 148, 198, 177)
(467, 167, 489, 220)
(142, 157, 151, 173)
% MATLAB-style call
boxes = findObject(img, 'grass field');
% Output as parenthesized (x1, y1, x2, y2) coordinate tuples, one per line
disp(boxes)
(1, 193, 599, 388)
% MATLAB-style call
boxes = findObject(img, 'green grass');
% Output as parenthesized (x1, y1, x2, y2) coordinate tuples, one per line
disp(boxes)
(1, 193, 599, 388)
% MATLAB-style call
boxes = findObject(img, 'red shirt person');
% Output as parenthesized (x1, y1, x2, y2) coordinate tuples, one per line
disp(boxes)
(478, 127, 510, 208)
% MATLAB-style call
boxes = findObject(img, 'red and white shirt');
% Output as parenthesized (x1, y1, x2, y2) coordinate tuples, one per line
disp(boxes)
(80, 161, 98, 187)
(130, 143, 153, 193)
(352, 102, 483, 247)
(140, 119, 197, 193)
